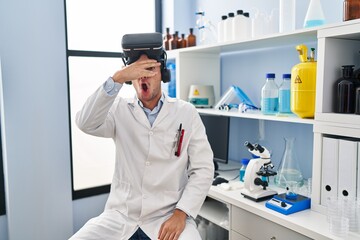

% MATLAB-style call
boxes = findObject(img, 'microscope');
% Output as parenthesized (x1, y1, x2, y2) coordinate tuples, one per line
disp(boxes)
(240, 141, 277, 202)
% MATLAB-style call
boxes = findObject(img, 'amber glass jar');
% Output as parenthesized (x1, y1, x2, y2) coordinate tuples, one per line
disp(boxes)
(163, 27, 171, 50)
(186, 28, 196, 47)
(344, 0, 360, 21)
(178, 33, 187, 48)
(169, 32, 179, 50)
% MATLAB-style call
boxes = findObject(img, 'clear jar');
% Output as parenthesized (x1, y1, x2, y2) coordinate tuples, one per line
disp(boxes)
(261, 73, 278, 115)
(278, 73, 292, 113)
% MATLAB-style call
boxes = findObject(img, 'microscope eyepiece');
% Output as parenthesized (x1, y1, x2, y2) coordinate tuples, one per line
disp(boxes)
(244, 141, 255, 150)
(254, 143, 265, 153)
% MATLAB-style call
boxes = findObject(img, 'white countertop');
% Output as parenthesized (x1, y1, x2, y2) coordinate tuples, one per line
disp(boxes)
(211, 161, 360, 240)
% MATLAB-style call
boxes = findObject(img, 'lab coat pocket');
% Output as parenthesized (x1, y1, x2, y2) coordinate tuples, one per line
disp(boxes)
(162, 130, 178, 159)
(106, 180, 131, 215)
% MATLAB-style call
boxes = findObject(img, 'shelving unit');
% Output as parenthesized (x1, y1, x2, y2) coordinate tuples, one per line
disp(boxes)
(167, 18, 360, 240)
(198, 108, 315, 125)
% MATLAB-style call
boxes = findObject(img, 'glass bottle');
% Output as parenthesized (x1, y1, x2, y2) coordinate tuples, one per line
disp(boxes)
(343, 0, 360, 21)
(335, 65, 356, 113)
(274, 137, 304, 188)
(178, 33, 187, 48)
(304, 0, 326, 28)
(163, 27, 171, 50)
(355, 87, 360, 114)
(261, 73, 279, 115)
(239, 158, 250, 182)
(169, 32, 179, 50)
(167, 62, 176, 98)
(278, 74, 292, 113)
(186, 28, 196, 47)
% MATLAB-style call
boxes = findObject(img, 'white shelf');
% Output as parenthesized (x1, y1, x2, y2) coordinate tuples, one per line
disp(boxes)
(198, 198, 230, 231)
(208, 184, 360, 240)
(316, 113, 360, 130)
(197, 108, 315, 125)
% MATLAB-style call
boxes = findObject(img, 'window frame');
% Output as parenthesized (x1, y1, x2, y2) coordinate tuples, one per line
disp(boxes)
(64, 0, 162, 200)
(0, 125, 5, 215)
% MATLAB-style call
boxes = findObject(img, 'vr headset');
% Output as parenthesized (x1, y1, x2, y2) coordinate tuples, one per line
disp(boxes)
(121, 32, 170, 83)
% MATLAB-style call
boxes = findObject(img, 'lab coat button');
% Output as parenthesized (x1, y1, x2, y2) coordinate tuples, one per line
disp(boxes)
(145, 161, 151, 166)
(149, 131, 153, 135)
(143, 195, 147, 199)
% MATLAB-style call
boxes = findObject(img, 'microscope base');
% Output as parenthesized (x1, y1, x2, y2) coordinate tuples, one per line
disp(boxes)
(241, 188, 277, 202)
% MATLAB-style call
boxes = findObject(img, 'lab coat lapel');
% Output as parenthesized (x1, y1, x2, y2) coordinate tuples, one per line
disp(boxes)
(127, 96, 151, 128)
(152, 95, 175, 127)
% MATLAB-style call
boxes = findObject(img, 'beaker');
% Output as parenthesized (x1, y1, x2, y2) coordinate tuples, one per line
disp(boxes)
(274, 137, 304, 188)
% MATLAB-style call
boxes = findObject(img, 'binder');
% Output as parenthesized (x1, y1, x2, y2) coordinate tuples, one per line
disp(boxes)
(321, 137, 339, 205)
(358, 142, 360, 199)
(338, 138, 358, 199)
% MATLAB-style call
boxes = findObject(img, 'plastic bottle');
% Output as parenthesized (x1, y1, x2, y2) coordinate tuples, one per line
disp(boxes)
(224, 12, 235, 41)
(278, 74, 292, 113)
(167, 62, 176, 98)
(343, 0, 360, 21)
(261, 73, 279, 115)
(335, 65, 356, 113)
(243, 12, 252, 39)
(252, 10, 266, 38)
(240, 158, 250, 182)
(279, 0, 295, 33)
(304, 0, 326, 28)
(232, 10, 244, 41)
(217, 15, 227, 43)
(186, 28, 196, 47)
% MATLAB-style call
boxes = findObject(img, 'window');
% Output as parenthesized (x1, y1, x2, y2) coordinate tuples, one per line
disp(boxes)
(65, 0, 162, 199)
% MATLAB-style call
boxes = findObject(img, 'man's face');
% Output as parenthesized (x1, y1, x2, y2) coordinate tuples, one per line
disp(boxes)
(132, 54, 162, 109)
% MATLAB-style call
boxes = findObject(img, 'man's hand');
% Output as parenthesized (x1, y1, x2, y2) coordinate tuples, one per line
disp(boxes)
(158, 209, 187, 240)
(112, 59, 161, 84)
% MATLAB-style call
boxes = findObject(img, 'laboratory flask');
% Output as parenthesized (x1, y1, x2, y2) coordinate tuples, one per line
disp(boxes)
(304, 0, 326, 28)
(274, 137, 304, 188)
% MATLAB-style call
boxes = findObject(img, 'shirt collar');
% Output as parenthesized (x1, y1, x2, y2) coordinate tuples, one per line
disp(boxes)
(137, 92, 165, 113)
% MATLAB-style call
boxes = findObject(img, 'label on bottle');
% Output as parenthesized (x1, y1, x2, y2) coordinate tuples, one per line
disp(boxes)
(262, 97, 278, 114)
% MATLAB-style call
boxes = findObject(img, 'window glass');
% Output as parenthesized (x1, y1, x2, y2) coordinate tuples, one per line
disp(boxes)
(66, 0, 158, 195)
(66, 0, 156, 52)
(69, 57, 135, 190)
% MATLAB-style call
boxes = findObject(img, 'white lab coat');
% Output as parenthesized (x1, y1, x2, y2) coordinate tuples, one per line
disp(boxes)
(72, 85, 214, 240)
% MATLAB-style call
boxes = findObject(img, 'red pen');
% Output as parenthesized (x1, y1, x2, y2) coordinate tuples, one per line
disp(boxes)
(175, 129, 185, 157)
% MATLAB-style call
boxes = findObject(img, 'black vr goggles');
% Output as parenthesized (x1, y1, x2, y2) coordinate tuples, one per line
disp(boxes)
(120, 32, 170, 83)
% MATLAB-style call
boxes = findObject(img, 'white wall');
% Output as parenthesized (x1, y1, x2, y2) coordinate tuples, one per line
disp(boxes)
(0, 0, 73, 239)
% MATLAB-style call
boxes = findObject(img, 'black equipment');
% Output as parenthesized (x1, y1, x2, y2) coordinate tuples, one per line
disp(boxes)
(121, 32, 170, 83)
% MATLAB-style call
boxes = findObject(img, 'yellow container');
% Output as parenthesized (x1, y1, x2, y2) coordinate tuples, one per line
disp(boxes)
(291, 45, 317, 118)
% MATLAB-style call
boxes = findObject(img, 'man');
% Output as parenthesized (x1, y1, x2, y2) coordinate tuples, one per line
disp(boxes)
(71, 34, 214, 240)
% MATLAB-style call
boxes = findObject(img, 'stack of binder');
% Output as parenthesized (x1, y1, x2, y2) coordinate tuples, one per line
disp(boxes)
(321, 136, 360, 205)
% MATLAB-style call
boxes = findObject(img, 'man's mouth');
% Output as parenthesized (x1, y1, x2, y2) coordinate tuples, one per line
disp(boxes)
(141, 83, 148, 92)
